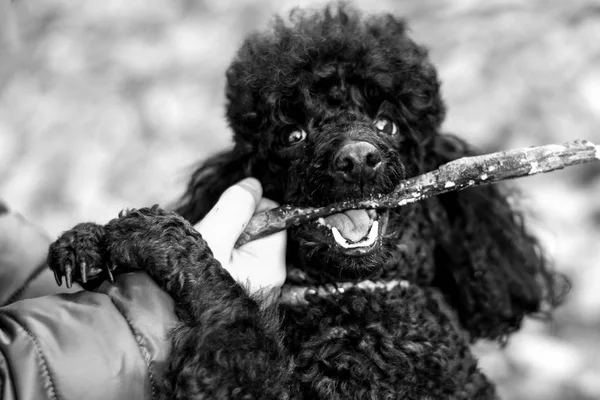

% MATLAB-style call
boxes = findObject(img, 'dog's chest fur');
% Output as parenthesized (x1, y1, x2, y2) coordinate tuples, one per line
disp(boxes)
(279, 285, 490, 399)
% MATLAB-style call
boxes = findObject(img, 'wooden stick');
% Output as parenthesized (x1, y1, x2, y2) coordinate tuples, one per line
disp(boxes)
(235, 139, 600, 247)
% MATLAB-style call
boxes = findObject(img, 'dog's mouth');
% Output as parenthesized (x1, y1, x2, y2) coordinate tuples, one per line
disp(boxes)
(315, 209, 389, 256)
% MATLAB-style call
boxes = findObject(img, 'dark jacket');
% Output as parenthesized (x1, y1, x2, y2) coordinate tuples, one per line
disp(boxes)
(0, 209, 176, 400)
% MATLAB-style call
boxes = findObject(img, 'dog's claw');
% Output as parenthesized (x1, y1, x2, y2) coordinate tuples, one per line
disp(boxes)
(106, 266, 115, 283)
(80, 261, 87, 283)
(48, 222, 109, 289)
(65, 264, 73, 288)
(53, 269, 62, 286)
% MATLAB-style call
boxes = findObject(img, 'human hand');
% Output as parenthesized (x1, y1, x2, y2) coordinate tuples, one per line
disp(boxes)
(194, 178, 287, 303)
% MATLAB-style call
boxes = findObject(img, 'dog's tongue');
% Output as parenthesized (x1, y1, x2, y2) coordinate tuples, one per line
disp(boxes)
(323, 209, 372, 242)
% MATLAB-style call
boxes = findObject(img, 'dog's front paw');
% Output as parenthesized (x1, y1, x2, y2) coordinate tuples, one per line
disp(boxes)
(48, 222, 114, 289)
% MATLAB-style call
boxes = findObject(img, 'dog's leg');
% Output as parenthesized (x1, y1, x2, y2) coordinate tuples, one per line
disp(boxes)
(49, 206, 296, 400)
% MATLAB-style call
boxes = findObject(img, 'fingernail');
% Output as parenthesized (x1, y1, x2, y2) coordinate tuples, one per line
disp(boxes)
(237, 177, 262, 198)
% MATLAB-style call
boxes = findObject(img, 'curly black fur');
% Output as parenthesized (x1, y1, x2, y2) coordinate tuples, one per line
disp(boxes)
(177, 2, 565, 339)
(49, 3, 567, 399)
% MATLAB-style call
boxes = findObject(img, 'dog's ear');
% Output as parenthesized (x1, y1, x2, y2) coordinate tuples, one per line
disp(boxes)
(175, 146, 252, 224)
(428, 134, 568, 341)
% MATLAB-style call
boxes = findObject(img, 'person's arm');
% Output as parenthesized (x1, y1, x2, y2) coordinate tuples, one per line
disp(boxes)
(48, 178, 294, 399)
(0, 272, 177, 400)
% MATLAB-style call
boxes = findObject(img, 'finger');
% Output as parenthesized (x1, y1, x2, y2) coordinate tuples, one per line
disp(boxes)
(231, 228, 288, 290)
(195, 178, 262, 260)
(232, 198, 282, 256)
(236, 228, 287, 265)
(255, 197, 279, 213)
(231, 198, 287, 289)
(239, 198, 285, 253)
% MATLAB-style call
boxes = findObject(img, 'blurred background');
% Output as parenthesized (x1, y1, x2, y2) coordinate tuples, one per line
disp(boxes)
(0, 0, 599, 398)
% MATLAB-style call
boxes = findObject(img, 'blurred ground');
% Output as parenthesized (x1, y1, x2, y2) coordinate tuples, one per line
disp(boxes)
(0, 0, 599, 398)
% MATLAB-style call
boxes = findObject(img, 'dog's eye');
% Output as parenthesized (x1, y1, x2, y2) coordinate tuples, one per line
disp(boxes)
(373, 117, 398, 136)
(284, 129, 307, 146)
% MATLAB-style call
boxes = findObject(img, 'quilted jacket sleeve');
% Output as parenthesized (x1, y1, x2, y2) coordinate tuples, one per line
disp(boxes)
(0, 205, 179, 400)
(0, 273, 178, 400)
(0, 208, 80, 306)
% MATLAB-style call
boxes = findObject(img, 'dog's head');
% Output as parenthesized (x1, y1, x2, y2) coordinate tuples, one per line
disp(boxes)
(180, 4, 444, 274)
(177, 3, 566, 340)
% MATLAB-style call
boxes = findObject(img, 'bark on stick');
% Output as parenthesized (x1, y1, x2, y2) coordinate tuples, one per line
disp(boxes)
(236, 139, 600, 247)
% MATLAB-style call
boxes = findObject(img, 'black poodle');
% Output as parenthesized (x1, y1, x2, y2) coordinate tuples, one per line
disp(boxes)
(49, 3, 566, 399)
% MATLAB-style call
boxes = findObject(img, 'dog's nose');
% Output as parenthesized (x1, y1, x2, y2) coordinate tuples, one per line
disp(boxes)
(333, 141, 382, 182)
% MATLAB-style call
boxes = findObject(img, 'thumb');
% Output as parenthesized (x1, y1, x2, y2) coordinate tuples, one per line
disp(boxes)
(195, 178, 262, 262)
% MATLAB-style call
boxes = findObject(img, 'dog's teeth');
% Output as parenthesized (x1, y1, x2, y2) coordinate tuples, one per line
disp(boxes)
(331, 227, 348, 246)
(331, 221, 379, 249)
